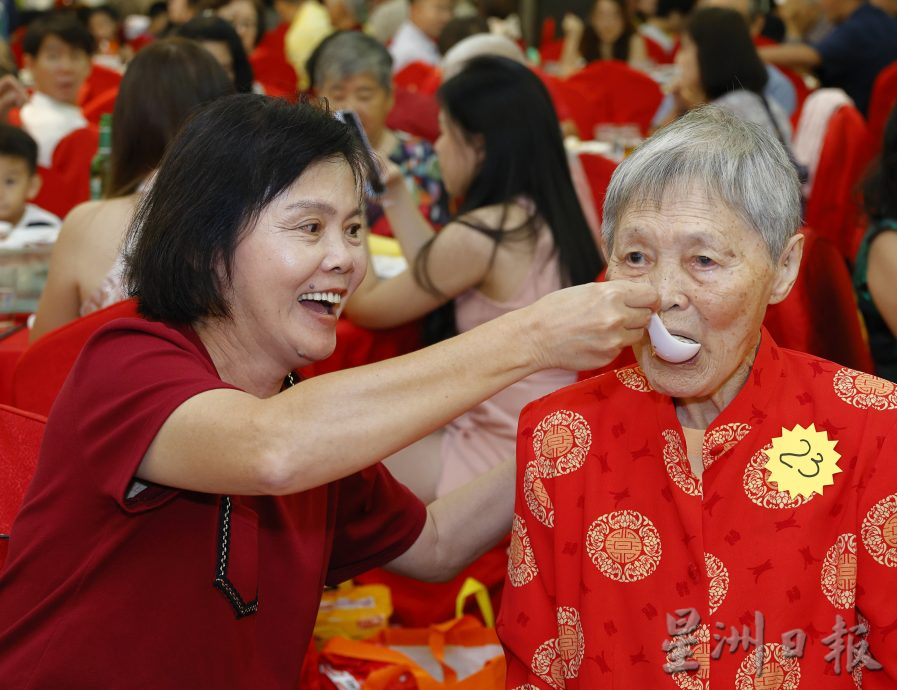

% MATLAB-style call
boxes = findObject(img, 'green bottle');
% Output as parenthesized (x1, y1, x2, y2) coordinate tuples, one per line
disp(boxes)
(90, 114, 112, 200)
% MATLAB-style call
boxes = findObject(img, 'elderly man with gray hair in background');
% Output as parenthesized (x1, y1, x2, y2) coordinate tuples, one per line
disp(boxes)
(499, 105, 897, 688)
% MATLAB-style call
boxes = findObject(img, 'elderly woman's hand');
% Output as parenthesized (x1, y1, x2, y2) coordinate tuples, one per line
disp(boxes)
(522, 280, 659, 372)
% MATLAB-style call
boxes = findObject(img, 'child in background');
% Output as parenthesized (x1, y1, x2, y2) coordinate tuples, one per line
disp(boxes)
(0, 124, 62, 249)
(10, 13, 97, 219)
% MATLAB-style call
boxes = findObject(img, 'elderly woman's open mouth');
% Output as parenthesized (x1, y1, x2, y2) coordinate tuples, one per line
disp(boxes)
(648, 314, 702, 363)
(297, 291, 343, 316)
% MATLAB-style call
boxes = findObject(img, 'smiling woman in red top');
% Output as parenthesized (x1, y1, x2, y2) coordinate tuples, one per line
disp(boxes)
(0, 94, 659, 689)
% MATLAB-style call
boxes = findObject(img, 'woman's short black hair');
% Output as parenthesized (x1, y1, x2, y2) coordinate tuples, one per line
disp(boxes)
(176, 15, 254, 93)
(23, 12, 96, 56)
(125, 94, 368, 324)
(865, 102, 897, 220)
(686, 7, 768, 100)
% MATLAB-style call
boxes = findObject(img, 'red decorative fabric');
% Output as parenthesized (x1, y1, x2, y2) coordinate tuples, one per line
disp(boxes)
(12, 299, 139, 417)
(502, 330, 897, 688)
(868, 61, 897, 155)
(804, 103, 872, 263)
(0, 405, 45, 570)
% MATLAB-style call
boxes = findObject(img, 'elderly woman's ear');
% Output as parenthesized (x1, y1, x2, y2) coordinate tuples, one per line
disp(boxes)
(767, 231, 805, 305)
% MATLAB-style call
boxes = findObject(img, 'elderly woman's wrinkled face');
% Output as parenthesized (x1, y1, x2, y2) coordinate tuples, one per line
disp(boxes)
(606, 185, 782, 400)
(227, 158, 366, 368)
(319, 73, 393, 149)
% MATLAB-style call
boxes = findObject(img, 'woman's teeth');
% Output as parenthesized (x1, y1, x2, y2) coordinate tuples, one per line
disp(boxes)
(297, 291, 341, 305)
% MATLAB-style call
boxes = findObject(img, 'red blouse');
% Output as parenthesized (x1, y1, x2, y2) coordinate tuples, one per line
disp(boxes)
(0, 318, 426, 689)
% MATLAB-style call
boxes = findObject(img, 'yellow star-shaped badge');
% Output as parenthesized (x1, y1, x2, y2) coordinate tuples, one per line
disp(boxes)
(764, 423, 842, 500)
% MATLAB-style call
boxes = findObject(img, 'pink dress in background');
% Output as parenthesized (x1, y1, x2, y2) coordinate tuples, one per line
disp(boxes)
(436, 227, 577, 497)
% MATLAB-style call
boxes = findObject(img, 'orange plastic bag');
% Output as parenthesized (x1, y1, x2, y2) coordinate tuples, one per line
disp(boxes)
(319, 615, 506, 690)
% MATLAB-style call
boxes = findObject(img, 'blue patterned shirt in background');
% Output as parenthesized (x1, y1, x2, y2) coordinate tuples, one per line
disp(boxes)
(367, 131, 452, 237)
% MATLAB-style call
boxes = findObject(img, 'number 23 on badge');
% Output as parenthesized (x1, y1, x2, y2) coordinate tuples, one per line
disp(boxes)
(764, 423, 842, 500)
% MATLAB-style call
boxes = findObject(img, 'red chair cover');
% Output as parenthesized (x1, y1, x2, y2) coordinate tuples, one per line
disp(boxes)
(77, 63, 123, 108)
(250, 26, 299, 101)
(803, 103, 872, 263)
(868, 60, 897, 155)
(530, 67, 570, 125)
(386, 88, 440, 143)
(563, 60, 663, 136)
(578, 152, 618, 224)
(11, 299, 139, 417)
(764, 227, 873, 373)
(776, 65, 812, 128)
(81, 86, 118, 127)
(0, 404, 45, 570)
(393, 61, 441, 95)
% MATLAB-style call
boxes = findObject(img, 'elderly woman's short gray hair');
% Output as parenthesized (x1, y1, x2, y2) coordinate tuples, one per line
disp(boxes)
(311, 31, 393, 93)
(602, 105, 801, 260)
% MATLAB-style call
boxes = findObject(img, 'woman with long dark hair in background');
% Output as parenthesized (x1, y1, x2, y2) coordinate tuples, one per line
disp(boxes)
(559, 0, 649, 75)
(346, 55, 605, 501)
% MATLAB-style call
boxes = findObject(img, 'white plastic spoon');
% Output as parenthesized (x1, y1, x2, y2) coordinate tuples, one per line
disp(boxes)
(647, 314, 701, 363)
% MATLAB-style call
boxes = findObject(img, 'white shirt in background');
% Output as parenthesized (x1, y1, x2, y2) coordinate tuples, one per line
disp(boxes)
(0, 204, 63, 250)
(389, 19, 441, 71)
